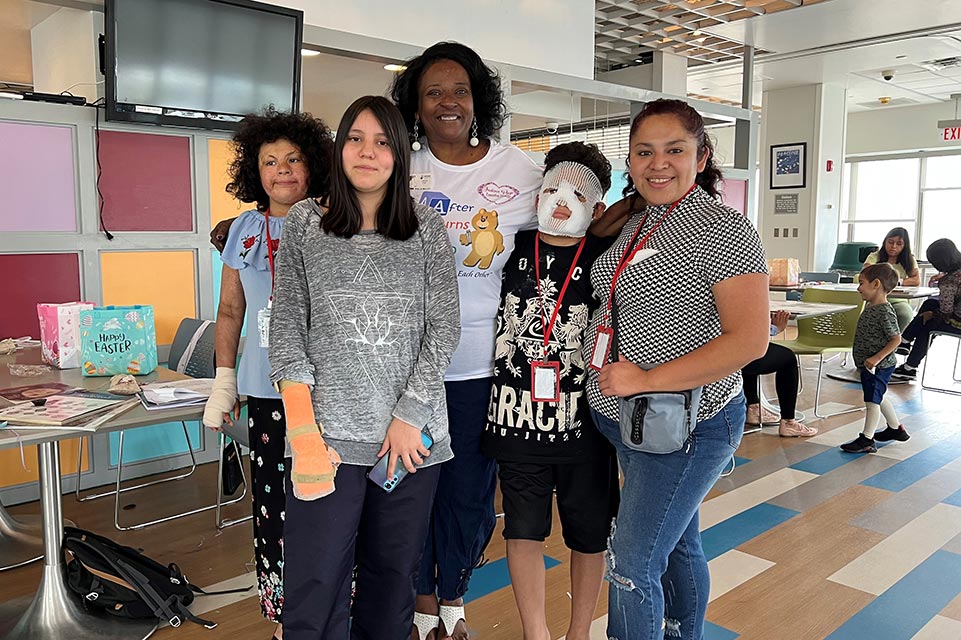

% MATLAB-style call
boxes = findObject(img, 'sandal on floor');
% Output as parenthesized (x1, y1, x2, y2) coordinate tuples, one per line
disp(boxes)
(438, 604, 466, 638)
(413, 612, 440, 640)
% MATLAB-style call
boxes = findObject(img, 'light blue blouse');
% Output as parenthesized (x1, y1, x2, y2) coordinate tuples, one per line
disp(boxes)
(221, 208, 285, 399)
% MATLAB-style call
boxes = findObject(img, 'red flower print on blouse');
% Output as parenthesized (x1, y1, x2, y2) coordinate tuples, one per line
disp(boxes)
(269, 238, 280, 254)
(242, 236, 257, 250)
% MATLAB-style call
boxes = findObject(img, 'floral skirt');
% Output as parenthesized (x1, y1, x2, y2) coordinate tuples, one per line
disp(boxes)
(247, 396, 287, 623)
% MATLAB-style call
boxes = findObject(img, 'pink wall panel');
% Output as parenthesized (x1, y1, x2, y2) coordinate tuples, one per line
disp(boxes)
(98, 131, 193, 232)
(0, 122, 77, 232)
(2, 253, 82, 339)
(720, 178, 747, 215)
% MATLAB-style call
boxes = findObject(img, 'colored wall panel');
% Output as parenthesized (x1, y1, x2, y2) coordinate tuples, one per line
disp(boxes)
(720, 179, 748, 215)
(208, 139, 248, 228)
(98, 130, 193, 232)
(100, 251, 196, 344)
(1, 253, 81, 339)
(0, 440, 88, 489)
(0, 121, 78, 232)
(108, 421, 203, 466)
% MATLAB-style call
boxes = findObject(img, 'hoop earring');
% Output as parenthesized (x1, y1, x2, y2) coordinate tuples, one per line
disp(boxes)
(411, 115, 422, 152)
(469, 118, 479, 147)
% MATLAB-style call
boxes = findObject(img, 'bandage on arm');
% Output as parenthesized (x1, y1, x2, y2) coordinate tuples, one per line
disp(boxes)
(202, 367, 238, 429)
(279, 381, 340, 500)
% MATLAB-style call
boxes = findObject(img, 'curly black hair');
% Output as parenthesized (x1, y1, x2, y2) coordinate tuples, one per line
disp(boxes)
(226, 106, 334, 211)
(390, 41, 507, 142)
(544, 141, 612, 195)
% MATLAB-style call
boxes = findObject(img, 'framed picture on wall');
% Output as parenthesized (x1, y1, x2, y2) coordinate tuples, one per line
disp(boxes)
(770, 142, 807, 189)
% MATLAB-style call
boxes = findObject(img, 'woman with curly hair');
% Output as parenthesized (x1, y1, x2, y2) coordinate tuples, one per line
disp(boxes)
(390, 42, 544, 640)
(202, 106, 333, 640)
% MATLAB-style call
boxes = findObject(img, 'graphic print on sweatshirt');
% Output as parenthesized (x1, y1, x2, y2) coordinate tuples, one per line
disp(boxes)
(326, 256, 413, 399)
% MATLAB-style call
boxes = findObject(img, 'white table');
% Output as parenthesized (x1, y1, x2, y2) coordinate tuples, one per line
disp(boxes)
(769, 300, 857, 319)
(0, 347, 204, 640)
(770, 283, 939, 300)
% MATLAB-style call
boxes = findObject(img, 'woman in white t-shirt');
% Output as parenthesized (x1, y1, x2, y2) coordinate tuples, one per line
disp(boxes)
(391, 41, 541, 640)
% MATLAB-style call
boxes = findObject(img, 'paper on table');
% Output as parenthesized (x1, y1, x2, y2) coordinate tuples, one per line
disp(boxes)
(141, 378, 213, 405)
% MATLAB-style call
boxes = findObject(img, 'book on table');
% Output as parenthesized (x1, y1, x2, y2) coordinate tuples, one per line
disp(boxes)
(0, 391, 127, 426)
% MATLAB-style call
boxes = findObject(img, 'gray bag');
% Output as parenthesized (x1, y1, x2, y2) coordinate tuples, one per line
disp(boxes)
(617, 376, 702, 454)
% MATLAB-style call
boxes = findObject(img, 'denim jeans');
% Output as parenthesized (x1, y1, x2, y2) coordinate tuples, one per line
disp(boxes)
(591, 393, 745, 640)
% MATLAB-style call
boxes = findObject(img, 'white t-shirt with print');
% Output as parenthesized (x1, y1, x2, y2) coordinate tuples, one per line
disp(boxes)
(410, 141, 541, 381)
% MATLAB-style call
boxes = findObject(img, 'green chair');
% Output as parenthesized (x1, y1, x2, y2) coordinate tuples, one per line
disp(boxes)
(829, 242, 878, 274)
(778, 288, 865, 419)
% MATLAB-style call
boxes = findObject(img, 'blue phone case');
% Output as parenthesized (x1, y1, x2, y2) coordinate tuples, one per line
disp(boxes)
(368, 431, 434, 492)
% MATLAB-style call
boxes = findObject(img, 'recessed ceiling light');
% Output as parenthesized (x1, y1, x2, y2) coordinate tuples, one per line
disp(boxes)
(384, 64, 407, 72)
(301, 49, 320, 57)
(879, 96, 891, 105)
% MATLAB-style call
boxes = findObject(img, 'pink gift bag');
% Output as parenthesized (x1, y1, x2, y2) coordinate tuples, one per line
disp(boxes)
(37, 302, 95, 369)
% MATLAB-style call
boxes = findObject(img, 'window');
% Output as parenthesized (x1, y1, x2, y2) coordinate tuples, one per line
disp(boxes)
(842, 153, 961, 259)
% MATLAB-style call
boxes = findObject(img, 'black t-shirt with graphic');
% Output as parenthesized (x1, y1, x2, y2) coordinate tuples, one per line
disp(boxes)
(482, 230, 615, 463)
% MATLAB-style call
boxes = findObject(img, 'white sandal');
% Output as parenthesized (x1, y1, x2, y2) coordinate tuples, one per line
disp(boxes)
(438, 604, 466, 638)
(413, 611, 439, 640)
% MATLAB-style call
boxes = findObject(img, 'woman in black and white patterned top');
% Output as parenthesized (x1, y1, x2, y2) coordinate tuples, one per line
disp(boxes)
(585, 99, 770, 640)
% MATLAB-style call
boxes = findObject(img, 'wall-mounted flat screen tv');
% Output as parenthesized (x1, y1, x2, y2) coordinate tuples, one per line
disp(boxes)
(104, 0, 303, 130)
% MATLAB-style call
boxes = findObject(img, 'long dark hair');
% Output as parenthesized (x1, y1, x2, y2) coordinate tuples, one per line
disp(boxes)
(621, 99, 724, 200)
(926, 238, 961, 273)
(877, 227, 915, 274)
(226, 106, 333, 211)
(390, 41, 507, 143)
(322, 96, 418, 241)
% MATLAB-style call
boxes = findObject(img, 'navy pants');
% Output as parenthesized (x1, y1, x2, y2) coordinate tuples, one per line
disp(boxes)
(416, 377, 497, 601)
(283, 462, 441, 640)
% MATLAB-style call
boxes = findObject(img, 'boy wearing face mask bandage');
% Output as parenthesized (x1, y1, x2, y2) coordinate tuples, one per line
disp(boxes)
(481, 142, 620, 640)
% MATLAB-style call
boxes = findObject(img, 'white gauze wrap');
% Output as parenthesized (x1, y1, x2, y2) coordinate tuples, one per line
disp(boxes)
(536, 161, 604, 238)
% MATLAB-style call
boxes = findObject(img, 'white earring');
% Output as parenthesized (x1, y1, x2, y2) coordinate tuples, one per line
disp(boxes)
(412, 115, 422, 152)
(469, 118, 479, 147)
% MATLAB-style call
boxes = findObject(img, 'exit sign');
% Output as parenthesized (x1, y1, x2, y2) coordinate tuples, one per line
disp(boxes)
(943, 126, 961, 141)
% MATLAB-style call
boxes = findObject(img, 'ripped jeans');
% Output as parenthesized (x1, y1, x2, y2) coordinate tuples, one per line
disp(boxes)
(591, 393, 744, 640)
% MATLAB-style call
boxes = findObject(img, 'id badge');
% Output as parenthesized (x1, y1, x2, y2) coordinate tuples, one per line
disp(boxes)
(589, 327, 614, 371)
(531, 361, 560, 403)
(257, 306, 271, 348)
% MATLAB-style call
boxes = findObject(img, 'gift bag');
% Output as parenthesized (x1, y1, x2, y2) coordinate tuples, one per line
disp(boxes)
(37, 302, 96, 369)
(79, 305, 159, 377)
(767, 258, 801, 286)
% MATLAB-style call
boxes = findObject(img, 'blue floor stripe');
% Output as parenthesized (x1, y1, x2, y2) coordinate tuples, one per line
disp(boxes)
(701, 503, 798, 561)
(862, 435, 961, 492)
(734, 456, 751, 467)
(791, 448, 860, 475)
(826, 550, 961, 639)
(705, 620, 739, 639)
(945, 488, 961, 508)
(463, 555, 561, 604)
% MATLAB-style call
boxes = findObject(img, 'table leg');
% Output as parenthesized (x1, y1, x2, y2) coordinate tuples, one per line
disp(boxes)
(0, 442, 156, 640)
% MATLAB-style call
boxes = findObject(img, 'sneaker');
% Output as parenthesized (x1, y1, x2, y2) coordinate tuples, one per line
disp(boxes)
(778, 419, 818, 437)
(895, 341, 912, 356)
(874, 425, 910, 442)
(841, 434, 877, 453)
(892, 365, 917, 380)
(746, 404, 780, 426)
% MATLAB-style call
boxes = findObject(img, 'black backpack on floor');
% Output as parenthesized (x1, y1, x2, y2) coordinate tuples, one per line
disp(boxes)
(63, 526, 249, 629)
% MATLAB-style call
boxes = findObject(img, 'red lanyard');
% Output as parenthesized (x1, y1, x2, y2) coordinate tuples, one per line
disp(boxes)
(534, 233, 586, 361)
(264, 211, 277, 299)
(603, 184, 694, 324)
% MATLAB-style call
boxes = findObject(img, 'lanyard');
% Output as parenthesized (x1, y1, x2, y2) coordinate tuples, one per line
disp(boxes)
(264, 210, 277, 300)
(603, 184, 694, 324)
(534, 233, 586, 361)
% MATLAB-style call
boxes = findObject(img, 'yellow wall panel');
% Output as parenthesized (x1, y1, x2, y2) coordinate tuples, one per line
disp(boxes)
(208, 139, 248, 228)
(0, 439, 88, 489)
(101, 251, 196, 345)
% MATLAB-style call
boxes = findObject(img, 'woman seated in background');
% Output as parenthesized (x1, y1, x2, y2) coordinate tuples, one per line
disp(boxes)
(742, 310, 816, 437)
(894, 238, 961, 380)
(863, 227, 920, 330)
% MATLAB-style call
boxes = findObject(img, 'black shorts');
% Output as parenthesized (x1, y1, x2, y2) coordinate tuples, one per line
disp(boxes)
(497, 453, 620, 554)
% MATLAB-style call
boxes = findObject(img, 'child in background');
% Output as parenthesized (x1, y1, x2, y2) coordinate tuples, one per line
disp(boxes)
(841, 263, 910, 453)
(481, 142, 619, 640)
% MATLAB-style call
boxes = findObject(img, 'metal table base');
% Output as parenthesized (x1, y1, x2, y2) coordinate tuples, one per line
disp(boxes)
(0, 508, 42, 572)
(0, 442, 156, 640)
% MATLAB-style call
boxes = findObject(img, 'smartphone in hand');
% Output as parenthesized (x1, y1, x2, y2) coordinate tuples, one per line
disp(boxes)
(368, 430, 434, 492)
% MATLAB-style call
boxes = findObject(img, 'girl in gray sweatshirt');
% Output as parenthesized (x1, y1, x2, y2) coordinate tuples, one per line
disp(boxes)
(268, 96, 460, 640)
